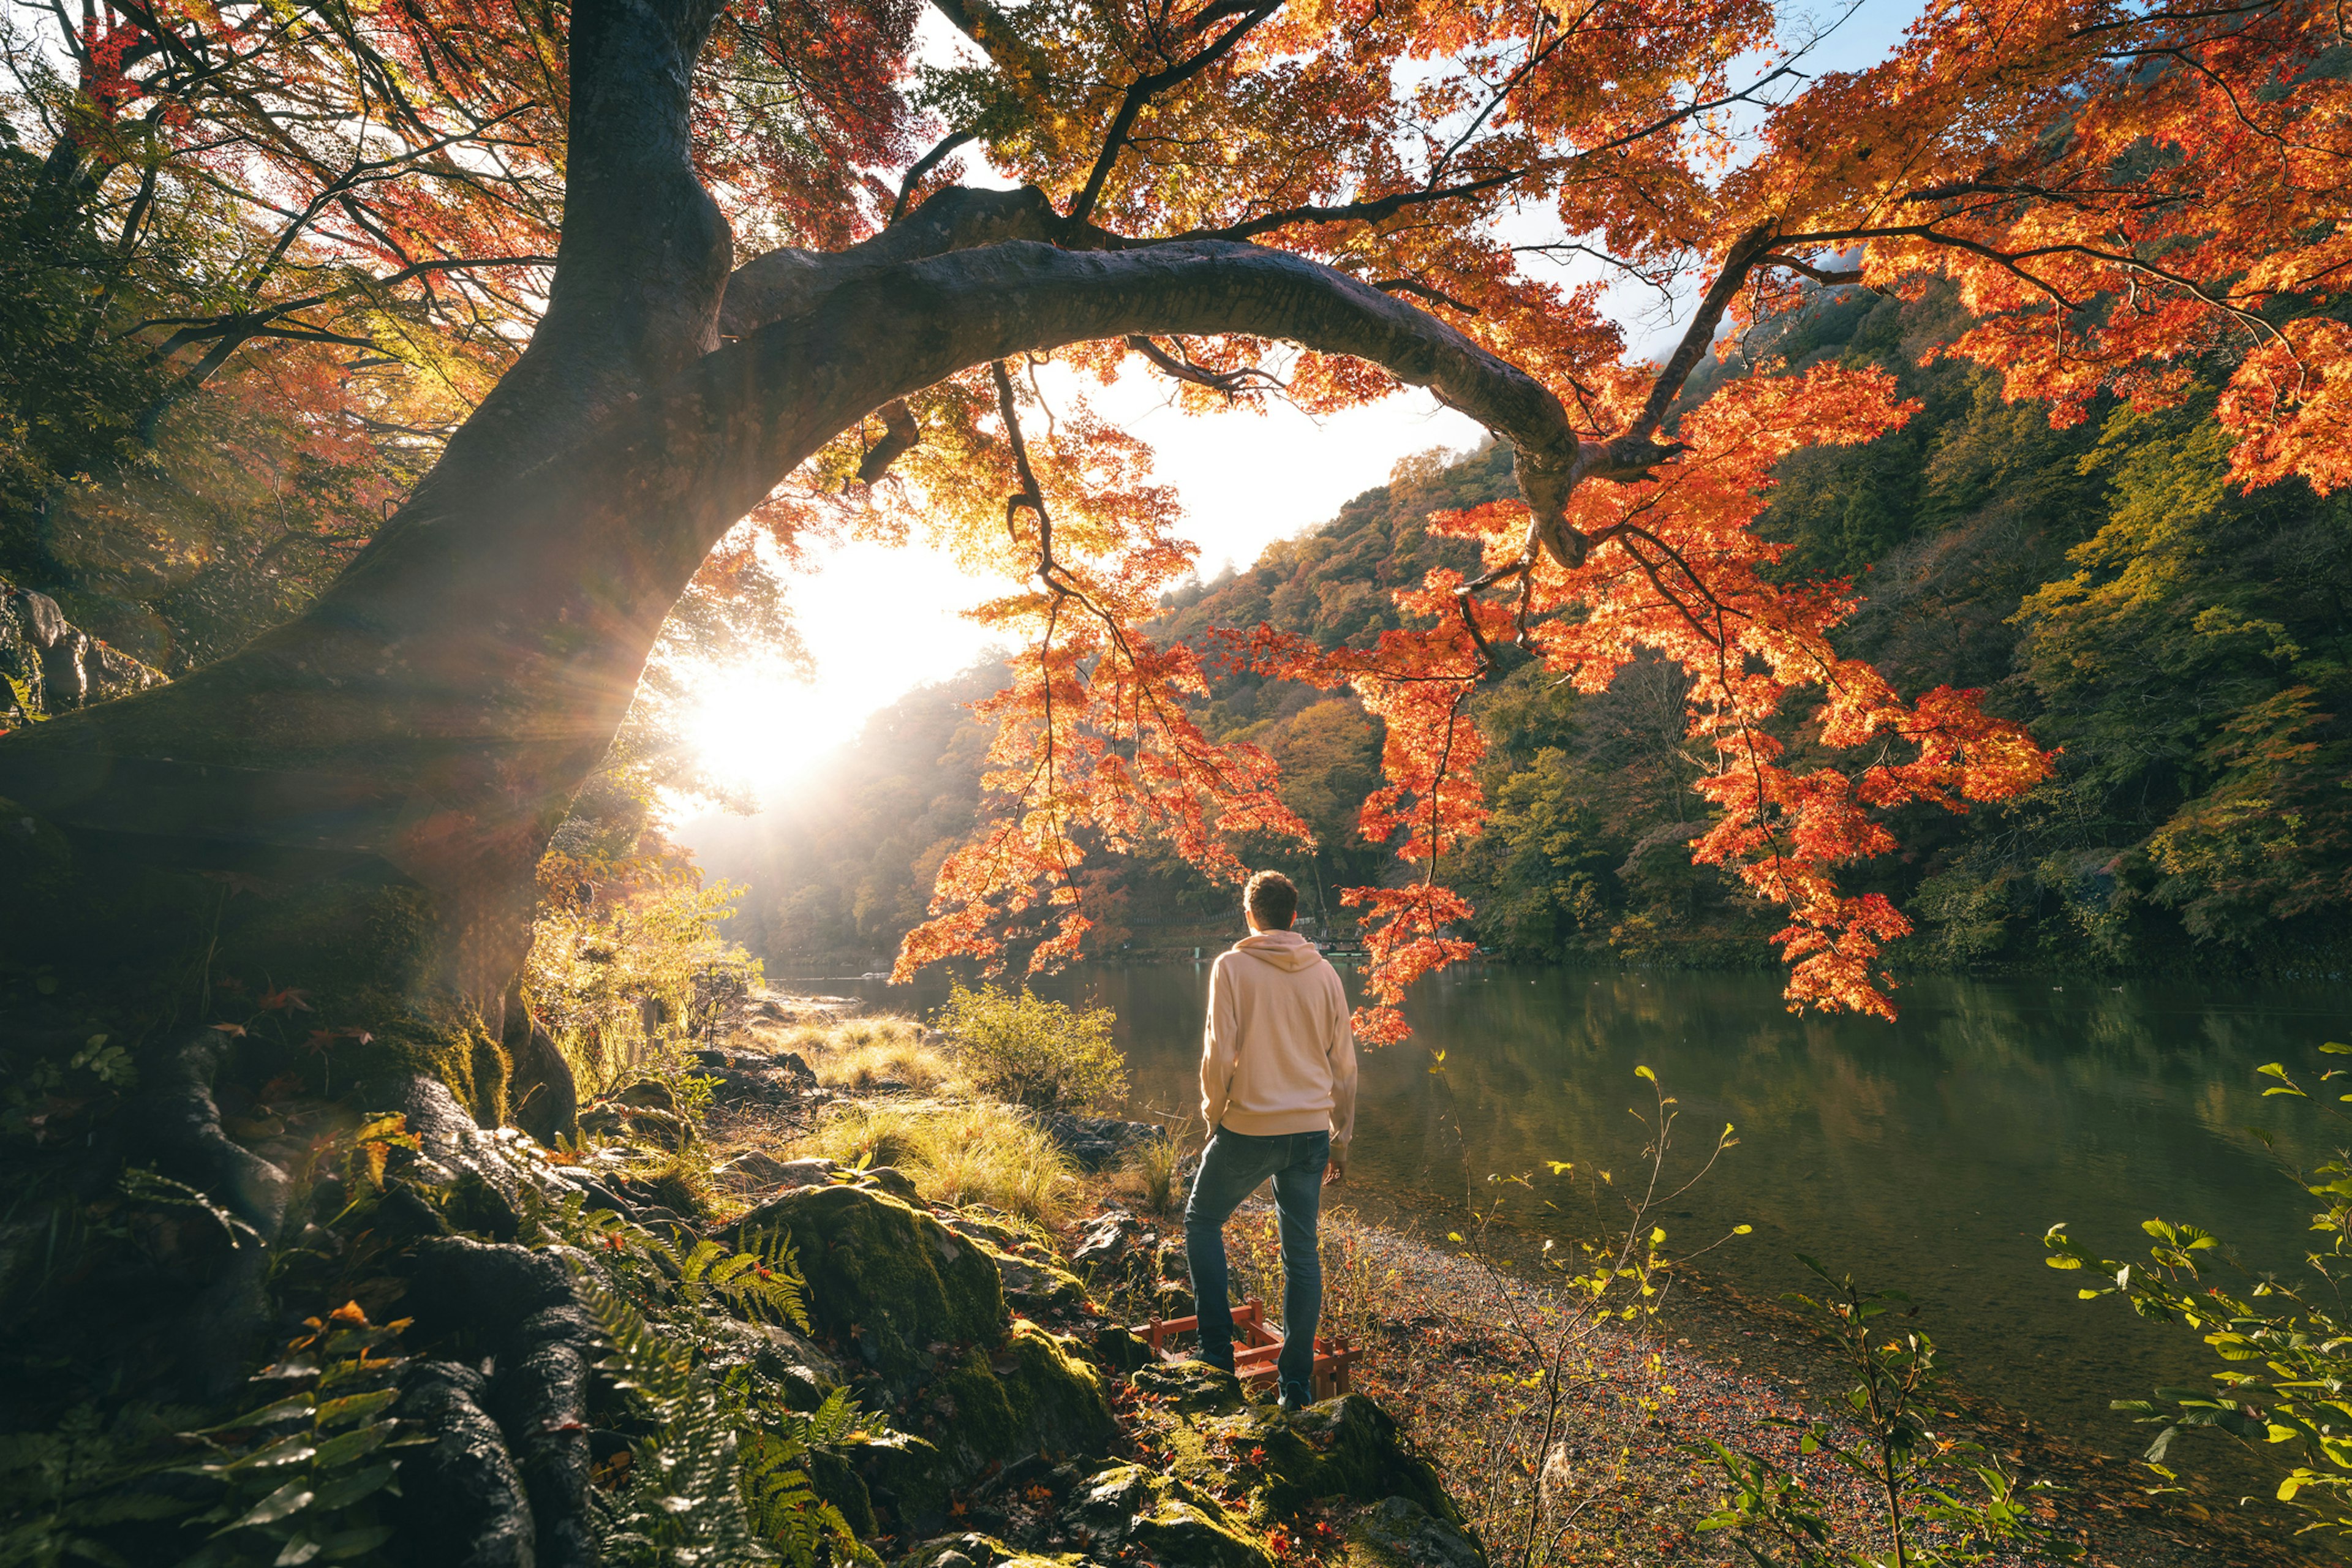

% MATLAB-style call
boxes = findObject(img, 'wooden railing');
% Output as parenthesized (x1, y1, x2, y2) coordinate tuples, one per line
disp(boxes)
(1133, 1297, 1362, 1400)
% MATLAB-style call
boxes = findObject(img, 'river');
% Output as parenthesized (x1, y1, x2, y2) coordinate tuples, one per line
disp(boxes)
(778, 959, 2350, 1459)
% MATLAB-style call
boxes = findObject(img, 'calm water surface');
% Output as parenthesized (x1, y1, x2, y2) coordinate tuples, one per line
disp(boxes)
(788, 960, 2351, 1453)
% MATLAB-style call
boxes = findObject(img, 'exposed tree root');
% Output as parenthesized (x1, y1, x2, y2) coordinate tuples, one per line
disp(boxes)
(403, 1235, 601, 1568)
(391, 1361, 540, 1568)
(134, 1030, 296, 1396)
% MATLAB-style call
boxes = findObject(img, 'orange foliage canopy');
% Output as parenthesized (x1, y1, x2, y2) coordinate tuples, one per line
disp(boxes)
(26, 0, 2349, 1035)
(863, 0, 2348, 1038)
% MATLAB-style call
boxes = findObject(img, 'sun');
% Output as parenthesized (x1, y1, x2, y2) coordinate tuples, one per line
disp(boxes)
(681, 662, 821, 796)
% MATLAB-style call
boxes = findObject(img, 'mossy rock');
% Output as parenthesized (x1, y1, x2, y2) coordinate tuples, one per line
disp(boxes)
(969, 1235, 1090, 1318)
(896, 1532, 1086, 1568)
(1063, 1463, 1272, 1568)
(918, 1321, 1115, 1481)
(1342, 1497, 1485, 1568)
(1235, 1396, 1460, 1525)
(1130, 1358, 1247, 1416)
(1089, 1327, 1152, 1378)
(726, 1182, 1006, 1389)
(837, 1430, 954, 1537)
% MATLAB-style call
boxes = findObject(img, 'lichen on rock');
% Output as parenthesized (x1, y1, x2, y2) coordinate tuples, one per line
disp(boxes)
(1063, 1461, 1275, 1568)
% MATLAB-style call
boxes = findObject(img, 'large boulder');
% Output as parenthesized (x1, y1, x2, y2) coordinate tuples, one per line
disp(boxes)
(919, 1322, 1117, 1479)
(1231, 1396, 1461, 1524)
(1129, 1359, 1246, 1417)
(944, 1215, 1091, 1320)
(722, 1182, 1006, 1389)
(725, 1182, 1117, 1540)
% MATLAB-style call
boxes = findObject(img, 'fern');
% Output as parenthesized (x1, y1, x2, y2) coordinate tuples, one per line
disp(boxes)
(728, 1387, 870, 1568)
(0, 1405, 187, 1568)
(677, 1230, 809, 1330)
(571, 1262, 776, 1566)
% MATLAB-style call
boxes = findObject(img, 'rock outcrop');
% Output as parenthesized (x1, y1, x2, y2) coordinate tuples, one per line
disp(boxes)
(693, 1159, 1483, 1568)
(1, 577, 165, 725)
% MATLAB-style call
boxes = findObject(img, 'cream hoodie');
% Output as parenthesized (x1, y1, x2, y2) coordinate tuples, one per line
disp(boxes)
(1199, 930, 1357, 1145)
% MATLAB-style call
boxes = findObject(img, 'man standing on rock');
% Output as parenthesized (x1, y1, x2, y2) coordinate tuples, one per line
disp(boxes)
(1186, 869, 1357, 1411)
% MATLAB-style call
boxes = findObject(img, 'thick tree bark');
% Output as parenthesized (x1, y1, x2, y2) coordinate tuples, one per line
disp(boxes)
(0, 0, 1584, 1117)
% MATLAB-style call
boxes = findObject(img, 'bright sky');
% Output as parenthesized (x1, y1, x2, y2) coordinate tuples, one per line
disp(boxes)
(681, 0, 1928, 807)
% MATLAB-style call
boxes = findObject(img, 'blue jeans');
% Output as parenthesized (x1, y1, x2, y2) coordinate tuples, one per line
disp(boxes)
(1183, 1125, 1329, 1406)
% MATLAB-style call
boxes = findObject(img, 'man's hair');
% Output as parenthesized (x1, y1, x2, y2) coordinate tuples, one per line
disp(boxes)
(1243, 869, 1298, 930)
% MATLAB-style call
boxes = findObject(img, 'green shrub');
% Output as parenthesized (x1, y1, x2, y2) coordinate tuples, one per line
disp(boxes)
(931, 982, 1126, 1112)
(525, 873, 761, 1097)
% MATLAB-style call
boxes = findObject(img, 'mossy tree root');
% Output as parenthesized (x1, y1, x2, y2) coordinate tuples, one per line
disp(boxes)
(138, 1029, 297, 1398)
(399, 1235, 602, 1568)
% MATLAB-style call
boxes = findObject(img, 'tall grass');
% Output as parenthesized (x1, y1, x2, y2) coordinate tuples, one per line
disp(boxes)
(757, 1016, 965, 1095)
(1114, 1127, 1187, 1216)
(786, 1101, 1078, 1223)
(1223, 1204, 1393, 1352)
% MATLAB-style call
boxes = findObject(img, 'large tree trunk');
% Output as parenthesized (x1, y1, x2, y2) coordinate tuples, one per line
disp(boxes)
(0, 0, 1587, 1126)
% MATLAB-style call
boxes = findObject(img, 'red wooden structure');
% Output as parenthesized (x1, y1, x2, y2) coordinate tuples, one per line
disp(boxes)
(1134, 1298, 1363, 1400)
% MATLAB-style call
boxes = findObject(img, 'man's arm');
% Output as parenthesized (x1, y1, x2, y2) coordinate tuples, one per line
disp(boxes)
(1200, 956, 1238, 1132)
(1325, 970, 1357, 1177)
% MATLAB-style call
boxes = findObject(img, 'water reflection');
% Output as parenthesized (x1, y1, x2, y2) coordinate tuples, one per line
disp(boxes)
(790, 961, 2348, 1449)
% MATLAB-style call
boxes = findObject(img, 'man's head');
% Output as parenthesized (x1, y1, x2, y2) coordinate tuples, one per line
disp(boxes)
(1243, 869, 1298, 932)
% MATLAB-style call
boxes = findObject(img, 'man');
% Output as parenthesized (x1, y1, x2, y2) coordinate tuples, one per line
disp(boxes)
(1185, 869, 1358, 1410)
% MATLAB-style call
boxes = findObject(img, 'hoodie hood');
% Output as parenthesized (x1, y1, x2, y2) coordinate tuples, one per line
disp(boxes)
(1233, 929, 1323, 972)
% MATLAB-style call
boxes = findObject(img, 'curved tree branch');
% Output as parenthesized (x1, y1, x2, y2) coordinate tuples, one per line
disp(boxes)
(0, 235, 1586, 1015)
(1066, 0, 1283, 227)
(890, 129, 978, 225)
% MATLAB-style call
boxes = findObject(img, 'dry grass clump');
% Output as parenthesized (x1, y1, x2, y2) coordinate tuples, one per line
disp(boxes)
(1109, 1124, 1188, 1216)
(761, 1015, 966, 1095)
(786, 1101, 1078, 1223)
(818, 1038, 962, 1094)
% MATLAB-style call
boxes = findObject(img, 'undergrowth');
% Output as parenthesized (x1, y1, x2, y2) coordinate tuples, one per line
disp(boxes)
(785, 1101, 1079, 1223)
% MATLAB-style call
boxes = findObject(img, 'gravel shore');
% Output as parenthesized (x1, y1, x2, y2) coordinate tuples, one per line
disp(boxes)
(1213, 1197, 2310, 1568)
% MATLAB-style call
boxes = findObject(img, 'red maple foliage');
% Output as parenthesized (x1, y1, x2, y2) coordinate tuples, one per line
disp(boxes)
(19, 0, 2349, 1035)
(871, 0, 2346, 1036)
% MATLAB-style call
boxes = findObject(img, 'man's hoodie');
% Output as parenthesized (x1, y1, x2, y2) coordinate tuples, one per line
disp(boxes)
(1199, 929, 1357, 1145)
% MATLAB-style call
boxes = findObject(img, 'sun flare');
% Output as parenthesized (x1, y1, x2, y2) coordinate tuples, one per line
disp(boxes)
(682, 663, 819, 795)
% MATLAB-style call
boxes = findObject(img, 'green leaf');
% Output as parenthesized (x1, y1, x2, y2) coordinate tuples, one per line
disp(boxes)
(320, 1525, 396, 1560)
(221, 1434, 318, 1472)
(306, 1464, 397, 1512)
(222, 1479, 317, 1531)
(309, 1424, 392, 1468)
(313, 1390, 399, 1430)
(197, 1395, 315, 1434)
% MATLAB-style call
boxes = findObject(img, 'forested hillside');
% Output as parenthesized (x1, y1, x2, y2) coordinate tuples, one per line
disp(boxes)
(705, 284, 2352, 978)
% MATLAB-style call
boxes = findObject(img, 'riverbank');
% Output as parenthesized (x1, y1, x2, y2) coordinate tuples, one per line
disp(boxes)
(1287, 1208, 2306, 1568)
(704, 994, 2312, 1567)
